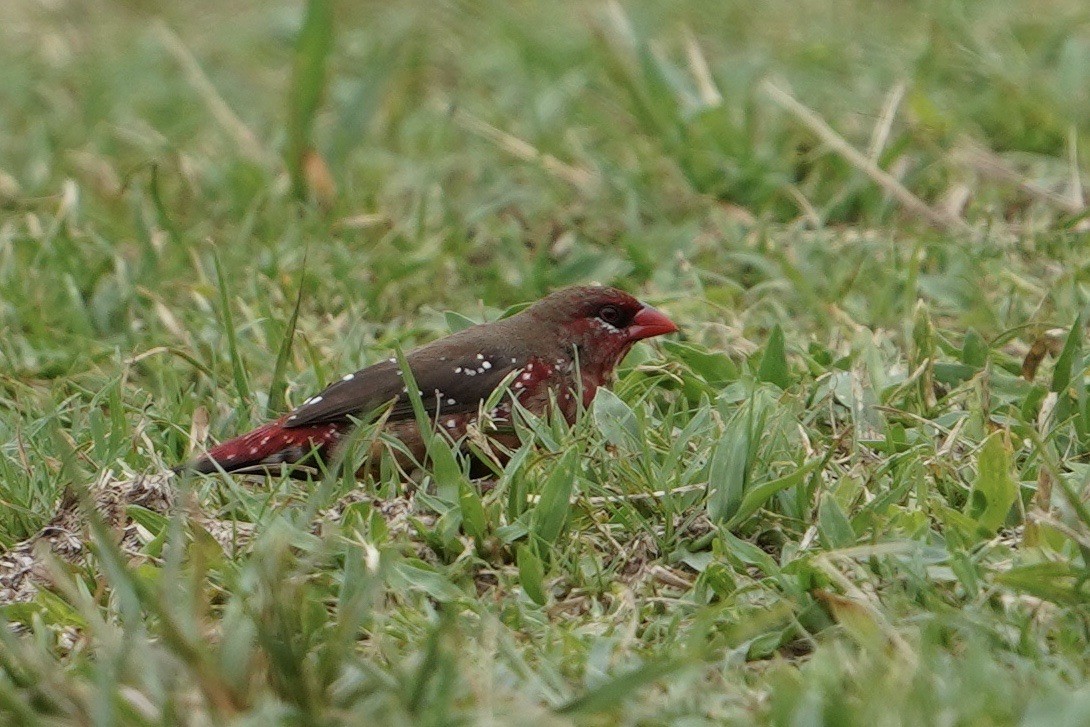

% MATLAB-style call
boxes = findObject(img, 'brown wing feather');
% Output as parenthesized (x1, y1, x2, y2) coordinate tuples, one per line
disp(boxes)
(283, 323, 530, 429)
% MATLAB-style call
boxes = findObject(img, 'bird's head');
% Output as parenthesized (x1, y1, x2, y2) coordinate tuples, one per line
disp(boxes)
(523, 285, 678, 376)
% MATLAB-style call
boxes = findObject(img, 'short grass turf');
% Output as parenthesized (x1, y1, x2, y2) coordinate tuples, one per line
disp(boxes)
(2, 0, 1090, 723)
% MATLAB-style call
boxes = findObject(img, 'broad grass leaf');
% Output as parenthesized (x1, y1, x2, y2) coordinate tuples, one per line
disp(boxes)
(757, 324, 790, 389)
(529, 448, 579, 546)
(458, 480, 486, 540)
(662, 340, 738, 385)
(727, 457, 824, 528)
(706, 419, 749, 523)
(517, 545, 546, 606)
(126, 504, 170, 558)
(556, 655, 689, 715)
(1050, 316, 1082, 394)
(125, 504, 168, 536)
(708, 390, 772, 523)
(933, 362, 980, 387)
(392, 561, 463, 602)
(961, 328, 988, 368)
(444, 310, 478, 333)
(720, 532, 780, 575)
(3, 590, 87, 629)
(502, 444, 536, 522)
(994, 561, 1085, 605)
(813, 590, 884, 649)
(967, 432, 1018, 533)
(593, 388, 639, 447)
(818, 494, 855, 548)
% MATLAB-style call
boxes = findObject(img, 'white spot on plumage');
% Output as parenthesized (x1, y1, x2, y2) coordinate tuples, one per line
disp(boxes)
(288, 415, 298, 421)
(521, 372, 532, 381)
(342, 373, 354, 381)
(402, 386, 409, 393)
(481, 361, 491, 370)
(389, 357, 396, 363)
(447, 398, 456, 405)
(446, 418, 457, 428)
(250, 447, 259, 455)
(476, 353, 484, 360)
(454, 367, 462, 373)
(526, 362, 534, 370)
(261, 436, 271, 445)
(310, 396, 323, 404)
(511, 358, 517, 364)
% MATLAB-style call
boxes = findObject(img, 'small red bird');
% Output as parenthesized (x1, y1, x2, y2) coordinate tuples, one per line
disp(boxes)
(181, 285, 678, 476)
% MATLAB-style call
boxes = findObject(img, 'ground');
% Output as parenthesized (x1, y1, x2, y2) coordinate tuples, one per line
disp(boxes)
(2, 0, 1090, 724)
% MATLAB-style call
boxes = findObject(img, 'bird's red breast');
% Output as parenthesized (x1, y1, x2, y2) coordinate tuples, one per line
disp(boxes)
(182, 285, 677, 476)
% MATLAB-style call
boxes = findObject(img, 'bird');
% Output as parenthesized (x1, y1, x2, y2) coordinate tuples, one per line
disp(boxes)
(179, 285, 678, 476)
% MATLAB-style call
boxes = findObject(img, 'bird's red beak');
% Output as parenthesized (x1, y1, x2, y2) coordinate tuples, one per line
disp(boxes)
(628, 304, 679, 340)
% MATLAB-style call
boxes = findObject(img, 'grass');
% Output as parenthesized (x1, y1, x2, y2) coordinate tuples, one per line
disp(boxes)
(2, 0, 1090, 722)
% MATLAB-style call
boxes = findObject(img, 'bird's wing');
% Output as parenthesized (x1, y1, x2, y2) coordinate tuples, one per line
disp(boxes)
(282, 343, 524, 429)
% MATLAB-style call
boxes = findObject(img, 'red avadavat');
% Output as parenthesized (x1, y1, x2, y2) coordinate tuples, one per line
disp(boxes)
(182, 286, 677, 475)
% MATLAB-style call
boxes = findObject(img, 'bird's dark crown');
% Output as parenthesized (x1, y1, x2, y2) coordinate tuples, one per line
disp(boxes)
(520, 285, 643, 329)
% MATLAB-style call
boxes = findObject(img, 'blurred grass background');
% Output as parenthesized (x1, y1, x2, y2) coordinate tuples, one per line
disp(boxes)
(1, 0, 1090, 723)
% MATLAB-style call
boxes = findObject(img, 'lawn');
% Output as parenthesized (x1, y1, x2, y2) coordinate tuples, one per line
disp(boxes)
(2, 0, 1090, 723)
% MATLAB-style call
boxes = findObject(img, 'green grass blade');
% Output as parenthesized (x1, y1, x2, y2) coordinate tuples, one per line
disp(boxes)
(266, 255, 307, 416)
(556, 654, 689, 715)
(286, 0, 334, 202)
(395, 346, 467, 502)
(530, 448, 579, 548)
(212, 251, 251, 408)
(818, 493, 856, 547)
(757, 324, 790, 389)
(967, 432, 1018, 534)
(726, 456, 824, 528)
(707, 406, 754, 523)
(1050, 316, 1082, 394)
(517, 545, 547, 606)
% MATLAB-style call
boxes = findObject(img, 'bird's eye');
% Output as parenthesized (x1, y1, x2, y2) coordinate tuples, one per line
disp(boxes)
(598, 305, 624, 327)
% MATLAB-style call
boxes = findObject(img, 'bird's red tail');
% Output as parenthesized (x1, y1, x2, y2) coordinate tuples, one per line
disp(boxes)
(184, 417, 343, 474)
